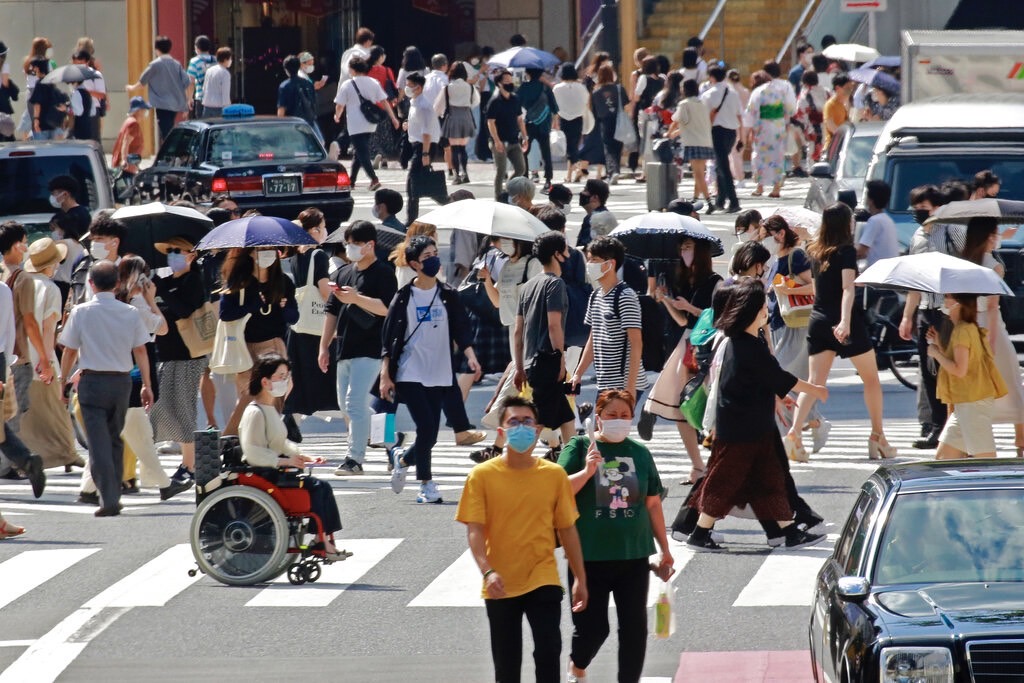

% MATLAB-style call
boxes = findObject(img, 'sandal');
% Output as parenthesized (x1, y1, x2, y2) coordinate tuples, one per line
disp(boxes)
(0, 520, 26, 539)
(783, 434, 809, 463)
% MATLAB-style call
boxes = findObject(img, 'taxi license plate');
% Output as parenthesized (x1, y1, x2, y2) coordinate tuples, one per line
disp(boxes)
(264, 175, 300, 195)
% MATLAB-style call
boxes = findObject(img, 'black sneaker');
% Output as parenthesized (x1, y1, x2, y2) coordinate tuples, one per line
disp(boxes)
(26, 454, 46, 499)
(686, 530, 726, 552)
(637, 409, 656, 441)
(726, 204, 741, 213)
(384, 432, 407, 471)
(543, 446, 561, 462)
(577, 402, 594, 422)
(469, 444, 500, 463)
(794, 511, 826, 535)
(334, 458, 364, 476)
(284, 414, 303, 443)
(783, 528, 825, 550)
(78, 491, 100, 506)
(171, 465, 195, 484)
(160, 479, 194, 501)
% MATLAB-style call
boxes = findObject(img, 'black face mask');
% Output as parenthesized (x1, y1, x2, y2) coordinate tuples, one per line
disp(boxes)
(502, 82, 515, 93)
(579, 193, 590, 207)
(912, 208, 931, 225)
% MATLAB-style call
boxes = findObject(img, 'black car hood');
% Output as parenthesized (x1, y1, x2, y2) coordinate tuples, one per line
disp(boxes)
(875, 583, 1024, 635)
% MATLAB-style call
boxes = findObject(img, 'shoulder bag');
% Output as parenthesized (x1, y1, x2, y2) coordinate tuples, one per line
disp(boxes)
(679, 370, 708, 430)
(291, 251, 328, 336)
(773, 248, 814, 328)
(175, 300, 218, 358)
(613, 87, 638, 150)
(351, 79, 387, 124)
(209, 289, 253, 375)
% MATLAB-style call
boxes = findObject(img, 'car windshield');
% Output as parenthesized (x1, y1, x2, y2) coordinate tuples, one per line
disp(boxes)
(207, 123, 325, 164)
(888, 155, 1024, 213)
(874, 489, 1024, 585)
(842, 135, 877, 179)
(0, 155, 98, 216)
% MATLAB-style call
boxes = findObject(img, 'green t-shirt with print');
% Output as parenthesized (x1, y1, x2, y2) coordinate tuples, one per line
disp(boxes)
(557, 435, 662, 561)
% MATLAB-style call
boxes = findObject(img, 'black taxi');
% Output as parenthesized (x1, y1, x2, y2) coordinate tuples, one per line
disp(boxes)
(132, 109, 353, 225)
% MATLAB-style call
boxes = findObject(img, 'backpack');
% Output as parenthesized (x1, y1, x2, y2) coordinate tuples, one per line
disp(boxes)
(590, 282, 664, 374)
(525, 87, 552, 126)
(562, 249, 592, 347)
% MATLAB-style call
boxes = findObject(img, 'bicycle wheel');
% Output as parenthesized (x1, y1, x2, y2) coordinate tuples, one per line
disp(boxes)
(887, 349, 920, 391)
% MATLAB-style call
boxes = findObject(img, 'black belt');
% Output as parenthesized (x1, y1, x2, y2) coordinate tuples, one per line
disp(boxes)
(80, 370, 130, 376)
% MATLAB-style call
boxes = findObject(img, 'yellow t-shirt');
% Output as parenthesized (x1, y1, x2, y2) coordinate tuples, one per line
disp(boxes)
(455, 457, 579, 599)
(936, 322, 1008, 405)
(822, 95, 848, 149)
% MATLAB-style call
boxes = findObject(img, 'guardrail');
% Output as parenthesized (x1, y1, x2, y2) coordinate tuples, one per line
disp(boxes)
(575, 9, 605, 70)
(776, 0, 820, 64)
(699, 0, 729, 41)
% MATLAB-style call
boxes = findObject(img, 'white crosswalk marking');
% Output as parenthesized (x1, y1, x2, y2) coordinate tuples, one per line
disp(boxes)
(732, 536, 838, 607)
(0, 545, 202, 683)
(0, 549, 99, 610)
(645, 538, 696, 607)
(408, 548, 483, 607)
(245, 538, 402, 607)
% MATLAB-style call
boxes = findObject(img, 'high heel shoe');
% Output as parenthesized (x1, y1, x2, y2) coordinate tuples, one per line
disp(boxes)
(868, 433, 897, 460)
(783, 434, 809, 463)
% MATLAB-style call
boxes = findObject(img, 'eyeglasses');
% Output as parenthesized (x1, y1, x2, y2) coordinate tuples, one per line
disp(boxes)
(504, 418, 537, 428)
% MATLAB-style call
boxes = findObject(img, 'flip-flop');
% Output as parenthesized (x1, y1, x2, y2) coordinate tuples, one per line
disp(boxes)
(0, 521, 26, 539)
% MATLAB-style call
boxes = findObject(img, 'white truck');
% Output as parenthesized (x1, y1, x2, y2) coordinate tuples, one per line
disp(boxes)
(901, 30, 1024, 104)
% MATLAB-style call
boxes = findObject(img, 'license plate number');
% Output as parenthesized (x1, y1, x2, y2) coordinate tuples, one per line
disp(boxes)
(264, 176, 300, 195)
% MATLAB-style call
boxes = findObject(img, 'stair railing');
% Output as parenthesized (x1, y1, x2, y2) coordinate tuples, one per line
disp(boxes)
(699, 0, 729, 41)
(776, 0, 820, 64)
(575, 9, 605, 70)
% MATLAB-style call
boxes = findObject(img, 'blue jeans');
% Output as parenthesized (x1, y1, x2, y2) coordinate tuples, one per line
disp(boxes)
(32, 129, 59, 140)
(337, 357, 379, 463)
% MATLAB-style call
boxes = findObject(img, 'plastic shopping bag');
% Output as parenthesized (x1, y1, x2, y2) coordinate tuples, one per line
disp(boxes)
(370, 412, 396, 447)
(652, 580, 676, 639)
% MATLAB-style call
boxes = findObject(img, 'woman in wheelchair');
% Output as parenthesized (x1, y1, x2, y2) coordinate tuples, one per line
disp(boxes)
(239, 353, 347, 561)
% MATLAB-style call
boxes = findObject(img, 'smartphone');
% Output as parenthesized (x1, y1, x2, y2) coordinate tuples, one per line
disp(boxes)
(562, 382, 581, 395)
(328, 281, 340, 291)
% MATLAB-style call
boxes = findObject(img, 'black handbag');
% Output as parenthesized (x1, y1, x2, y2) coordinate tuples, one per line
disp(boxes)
(410, 165, 448, 202)
(352, 80, 387, 124)
(457, 272, 499, 323)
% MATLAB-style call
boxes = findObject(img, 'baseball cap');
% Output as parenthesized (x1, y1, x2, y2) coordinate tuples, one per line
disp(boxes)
(128, 96, 152, 113)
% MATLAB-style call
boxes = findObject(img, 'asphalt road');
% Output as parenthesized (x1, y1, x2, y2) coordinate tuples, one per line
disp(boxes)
(5, 163, 1017, 683)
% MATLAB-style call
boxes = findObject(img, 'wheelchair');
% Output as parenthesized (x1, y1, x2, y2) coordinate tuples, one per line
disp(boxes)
(187, 430, 351, 586)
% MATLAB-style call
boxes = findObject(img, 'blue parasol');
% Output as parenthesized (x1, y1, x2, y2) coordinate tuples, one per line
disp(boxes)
(195, 215, 317, 250)
(862, 55, 900, 69)
(488, 46, 561, 72)
(849, 67, 901, 95)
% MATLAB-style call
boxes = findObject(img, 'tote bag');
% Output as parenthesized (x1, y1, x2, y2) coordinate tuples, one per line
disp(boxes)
(209, 290, 253, 375)
(175, 301, 218, 358)
(773, 249, 814, 328)
(613, 88, 638, 151)
(291, 251, 328, 336)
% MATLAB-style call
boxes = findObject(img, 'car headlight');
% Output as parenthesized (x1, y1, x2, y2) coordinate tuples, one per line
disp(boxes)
(880, 647, 953, 683)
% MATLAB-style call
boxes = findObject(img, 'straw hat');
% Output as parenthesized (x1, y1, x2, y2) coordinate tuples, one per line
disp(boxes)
(24, 238, 68, 273)
(154, 237, 196, 254)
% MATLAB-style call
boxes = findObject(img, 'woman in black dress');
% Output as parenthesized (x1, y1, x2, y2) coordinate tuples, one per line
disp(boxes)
(785, 203, 895, 461)
(591, 63, 629, 184)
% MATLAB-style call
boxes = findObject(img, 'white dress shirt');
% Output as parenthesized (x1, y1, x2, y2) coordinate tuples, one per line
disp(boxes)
(700, 81, 743, 131)
(422, 70, 449, 109)
(59, 292, 150, 372)
(552, 81, 590, 121)
(407, 93, 441, 145)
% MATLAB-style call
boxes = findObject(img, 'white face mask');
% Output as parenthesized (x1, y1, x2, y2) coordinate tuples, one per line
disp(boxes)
(256, 250, 278, 269)
(586, 260, 610, 282)
(598, 418, 632, 443)
(345, 243, 365, 262)
(270, 379, 290, 398)
(303, 64, 315, 74)
(49, 193, 63, 209)
(560, 205, 572, 217)
(90, 241, 110, 261)
(762, 237, 780, 257)
(45, 47, 53, 60)
(51, 229, 63, 241)
(371, 205, 381, 220)
(404, 86, 417, 98)
(498, 241, 516, 257)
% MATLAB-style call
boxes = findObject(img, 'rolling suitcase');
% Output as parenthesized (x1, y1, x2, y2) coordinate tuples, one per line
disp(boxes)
(646, 161, 679, 211)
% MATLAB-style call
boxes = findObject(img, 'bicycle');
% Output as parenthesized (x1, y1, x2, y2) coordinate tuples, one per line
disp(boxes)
(864, 289, 920, 391)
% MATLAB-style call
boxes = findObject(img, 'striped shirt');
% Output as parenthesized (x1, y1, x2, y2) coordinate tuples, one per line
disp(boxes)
(584, 281, 649, 392)
(187, 54, 216, 101)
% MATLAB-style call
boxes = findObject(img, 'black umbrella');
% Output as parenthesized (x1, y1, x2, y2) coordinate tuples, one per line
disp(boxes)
(42, 64, 100, 85)
(110, 203, 213, 267)
(323, 223, 406, 253)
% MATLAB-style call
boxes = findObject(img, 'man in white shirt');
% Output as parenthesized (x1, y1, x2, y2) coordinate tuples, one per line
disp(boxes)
(339, 27, 374, 84)
(201, 48, 233, 118)
(856, 180, 900, 266)
(701, 66, 743, 213)
(333, 56, 399, 191)
(404, 72, 442, 223)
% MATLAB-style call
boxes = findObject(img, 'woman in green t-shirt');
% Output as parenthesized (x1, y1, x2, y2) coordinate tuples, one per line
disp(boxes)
(557, 389, 674, 683)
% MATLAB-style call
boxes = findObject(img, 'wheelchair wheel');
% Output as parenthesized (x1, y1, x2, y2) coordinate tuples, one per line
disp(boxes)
(190, 486, 290, 586)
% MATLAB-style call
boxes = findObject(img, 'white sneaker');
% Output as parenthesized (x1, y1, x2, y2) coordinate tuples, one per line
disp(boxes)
(811, 419, 832, 454)
(390, 447, 408, 494)
(157, 441, 181, 455)
(416, 480, 443, 504)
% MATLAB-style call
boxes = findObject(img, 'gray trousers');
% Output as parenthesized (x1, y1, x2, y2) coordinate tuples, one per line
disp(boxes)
(78, 373, 131, 509)
(490, 139, 526, 199)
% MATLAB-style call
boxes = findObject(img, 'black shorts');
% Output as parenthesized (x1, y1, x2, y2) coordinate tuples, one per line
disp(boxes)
(805, 315, 873, 358)
(527, 351, 576, 430)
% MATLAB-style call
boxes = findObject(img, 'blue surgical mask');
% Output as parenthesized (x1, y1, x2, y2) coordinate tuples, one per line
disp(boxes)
(420, 255, 442, 278)
(167, 252, 188, 272)
(505, 424, 538, 453)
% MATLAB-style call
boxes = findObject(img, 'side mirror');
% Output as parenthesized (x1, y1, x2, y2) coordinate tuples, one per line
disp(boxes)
(836, 576, 870, 602)
(810, 162, 834, 179)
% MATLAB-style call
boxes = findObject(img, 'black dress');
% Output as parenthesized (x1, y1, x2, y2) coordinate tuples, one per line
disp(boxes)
(285, 250, 339, 416)
(805, 244, 872, 358)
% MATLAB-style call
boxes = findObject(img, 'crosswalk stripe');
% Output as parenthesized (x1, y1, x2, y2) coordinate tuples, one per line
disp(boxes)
(0, 545, 202, 683)
(0, 549, 99, 610)
(245, 538, 403, 607)
(408, 548, 482, 607)
(732, 537, 838, 607)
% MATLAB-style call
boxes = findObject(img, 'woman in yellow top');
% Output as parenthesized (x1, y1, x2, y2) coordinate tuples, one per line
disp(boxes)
(926, 293, 1007, 459)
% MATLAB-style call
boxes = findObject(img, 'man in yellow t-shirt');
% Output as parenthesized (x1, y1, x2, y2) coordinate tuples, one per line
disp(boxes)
(456, 396, 587, 683)
(822, 72, 854, 151)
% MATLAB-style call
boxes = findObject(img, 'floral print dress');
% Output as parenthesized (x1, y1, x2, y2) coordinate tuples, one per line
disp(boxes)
(745, 78, 797, 187)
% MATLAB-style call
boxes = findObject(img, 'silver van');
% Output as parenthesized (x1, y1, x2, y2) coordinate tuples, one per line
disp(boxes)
(0, 139, 113, 240)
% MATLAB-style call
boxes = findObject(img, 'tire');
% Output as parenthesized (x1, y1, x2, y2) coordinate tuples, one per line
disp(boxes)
(190, 486, 290, 586)
(887, 353, 919, 391)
